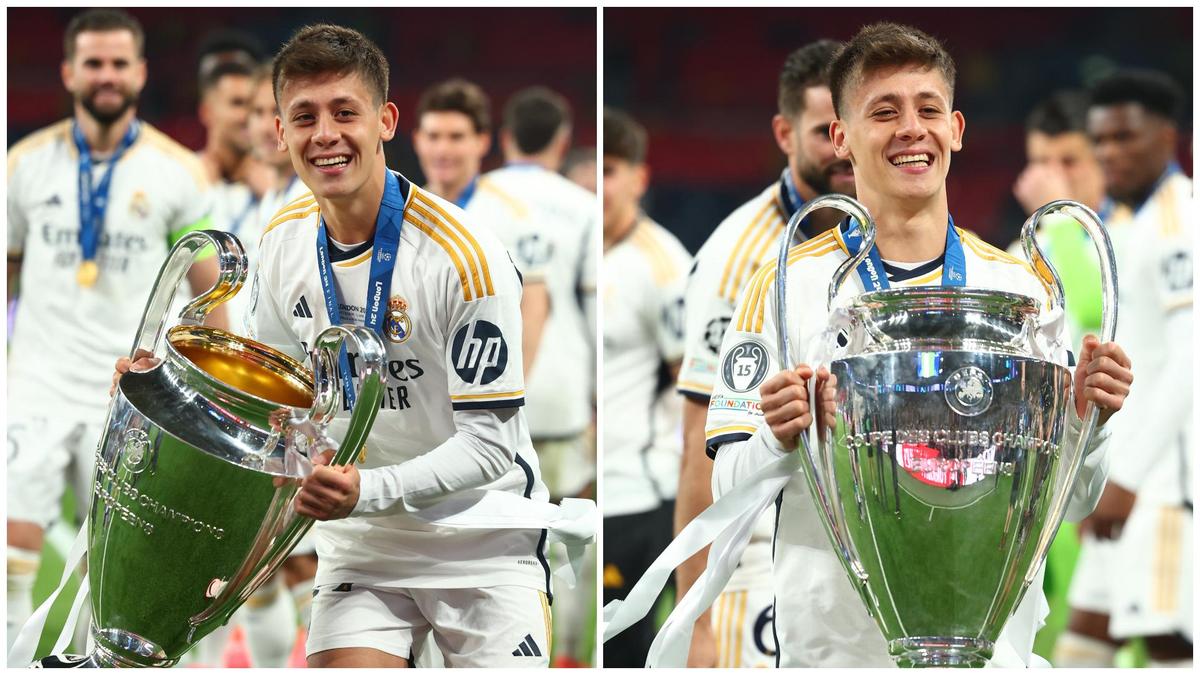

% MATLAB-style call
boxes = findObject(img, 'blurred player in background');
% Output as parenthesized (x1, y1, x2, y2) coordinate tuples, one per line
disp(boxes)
(230, 60, 317, 668)
(674, 38, 851, 668)
(412, 78, 492, 207)
(6, 7, 224, 651)
(194, 31, 270, 236)
(474, 86, 597, 665)
(1057, 69, 1193, 668)
(601, 107, 690, 667)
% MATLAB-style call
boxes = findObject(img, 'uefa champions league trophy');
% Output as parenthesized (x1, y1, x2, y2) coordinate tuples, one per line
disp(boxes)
(33, 230, 386, 667)
(775, 196, 1116, 666)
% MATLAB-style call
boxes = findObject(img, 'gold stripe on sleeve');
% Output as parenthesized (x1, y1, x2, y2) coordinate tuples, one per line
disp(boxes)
(414, 192, 495, 297)
(718, 200, 774, 301)
(404, 213, 474, 302)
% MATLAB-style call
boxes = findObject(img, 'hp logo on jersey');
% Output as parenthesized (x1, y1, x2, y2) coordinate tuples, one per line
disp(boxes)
(451, 320, 509, 385)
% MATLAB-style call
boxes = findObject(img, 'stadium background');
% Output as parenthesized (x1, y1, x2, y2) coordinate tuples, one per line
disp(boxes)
(7, 6, 596, 666)
(605, 7, 1192, 254)
(605, 6, 1192, 667)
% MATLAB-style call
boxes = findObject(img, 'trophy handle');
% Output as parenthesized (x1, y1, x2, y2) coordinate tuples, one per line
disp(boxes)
(128, 229, 247, 359)
(303, 324, 388, 465)
(775, 194, 877, 588)
(1020, 200, 1119, 583)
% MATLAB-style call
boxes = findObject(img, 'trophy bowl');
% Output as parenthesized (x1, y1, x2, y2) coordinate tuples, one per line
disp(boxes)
(29, 231, 385, 667)
(774, 196, 1116, 667)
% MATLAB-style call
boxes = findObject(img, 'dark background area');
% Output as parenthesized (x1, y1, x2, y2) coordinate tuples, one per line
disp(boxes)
(8, 7, 597, 180)
(605, 7, 1192, 253)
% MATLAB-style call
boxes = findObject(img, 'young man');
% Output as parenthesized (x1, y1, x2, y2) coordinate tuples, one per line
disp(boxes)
(673, 39, 852, 668)
(195, 33, 270, 237)
(194, 24, 565, 667)
(702, 23, 1133, 667)
(465, 86, 597, 664)
(601, 107, 691, 667)
(1058, 69, 1192, 668)
(6, 8, 226, 650)
(412, 78, 492, 207)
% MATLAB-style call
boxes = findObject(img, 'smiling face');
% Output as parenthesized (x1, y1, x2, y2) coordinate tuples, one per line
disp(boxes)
(275, 71, 397, 201)
(412, 110, 490, 191)
(831, 64, 964, 208)
(61, 29, 146, 126)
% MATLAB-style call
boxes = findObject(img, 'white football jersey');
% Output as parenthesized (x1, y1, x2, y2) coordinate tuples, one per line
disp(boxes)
(225, 174, 310, 334)
(707, 223, 1108, 666)
(248, 171, 550, 592)
(7, 119, 212, 408)
(1105, 170, 1193, 505)
(678, 181, 787, 400)
(678, 180, 793, 589)
(602, 217, 690, 517)
(465, 164, 595, 438)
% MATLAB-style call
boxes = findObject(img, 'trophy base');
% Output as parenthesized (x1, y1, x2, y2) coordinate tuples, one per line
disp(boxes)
(890, 637, 991, 667)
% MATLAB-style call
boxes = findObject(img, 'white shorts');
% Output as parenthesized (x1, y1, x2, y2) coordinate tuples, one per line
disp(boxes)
(1067, 534, 1118, 615)
(7, 401, 104, 527)
(1109, 503, 1192, 639)
(535, 435, 593, 498)
(306, 582, 552, 667)
(711, 584, 776, 668)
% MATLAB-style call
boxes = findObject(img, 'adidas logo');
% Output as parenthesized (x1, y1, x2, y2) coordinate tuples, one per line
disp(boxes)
(293, 295, 314, 318)
(44, 194, 62, 207)
(511, 634, 542, 658)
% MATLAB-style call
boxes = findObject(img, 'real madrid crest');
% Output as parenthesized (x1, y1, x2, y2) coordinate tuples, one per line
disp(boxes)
(385, 295, 412, 344)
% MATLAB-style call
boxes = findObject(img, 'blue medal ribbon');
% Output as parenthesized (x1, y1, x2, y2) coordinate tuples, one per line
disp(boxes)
(73, 119, 140, 267)
(780, 168, 811, 242)
(454, 175, 479, 209)
(315, 170, 405, 406)
(841, 215, 967, 291)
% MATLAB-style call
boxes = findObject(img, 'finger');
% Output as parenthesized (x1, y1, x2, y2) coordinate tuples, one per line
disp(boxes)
(763, 400, 811, 428)
(311, 449, 336, 467)
(1084, 372, 1131, 398)
(761, 383, 808, 410)
(794, 364, 814, 381)
(773, 413, 813, 440)
(1085, 389, 1126, 412)
(1091, 343, 1132, 369)
(760, 370, 802, 396)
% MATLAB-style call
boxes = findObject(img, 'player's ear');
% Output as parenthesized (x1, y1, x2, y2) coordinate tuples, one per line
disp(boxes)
(275, 115, 287, 152)
(771, 113, 793, 157)
(479, 131, 492, 157)
(633, 163, 650, 200)
(950, 110, 965, 152)
(831, 119, 852, 160)
(60, 60, 73, 91)
(378, 101, 399, 143)
(133, 57, 147, 93)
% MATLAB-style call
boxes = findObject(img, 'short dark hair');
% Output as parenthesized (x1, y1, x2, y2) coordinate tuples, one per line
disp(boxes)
(828, 22, 956, 118)
(504, 86, 571, 154)
(1090, 69, 1183, 123)
(273, 24, 390, 107)
(1026, 90, 1090, 136)
(197, 30, 262, 96)
(415, 79, 491, 134)
(603, 107, 647, 164)
(778, 40, 842, 119)
(64, 8, 144, 62)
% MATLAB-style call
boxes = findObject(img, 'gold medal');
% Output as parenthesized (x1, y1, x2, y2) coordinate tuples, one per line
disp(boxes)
(77, 260, 99, 287)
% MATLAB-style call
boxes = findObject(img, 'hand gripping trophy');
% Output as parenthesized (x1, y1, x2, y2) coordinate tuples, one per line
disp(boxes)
(779, 195, 1117, 666)
(16, 231, 386, 667)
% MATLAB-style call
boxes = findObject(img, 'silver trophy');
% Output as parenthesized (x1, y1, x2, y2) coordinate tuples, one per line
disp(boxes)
(31, 230, 386, 667)
(775, 196, 1116, 666)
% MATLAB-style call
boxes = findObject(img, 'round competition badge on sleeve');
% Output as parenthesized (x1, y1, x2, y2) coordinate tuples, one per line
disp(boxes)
(385, 295, 412, 344)
(722, 340, 769, 392)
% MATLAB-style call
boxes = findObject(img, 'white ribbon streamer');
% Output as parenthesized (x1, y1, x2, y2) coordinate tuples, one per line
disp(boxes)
(602, 451, 800, 665)
(8, 519, 89, 667)
(407, 493, 597, 588)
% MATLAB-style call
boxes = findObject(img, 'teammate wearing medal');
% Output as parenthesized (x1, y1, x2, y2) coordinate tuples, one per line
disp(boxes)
(674, 39, 852, 668)
(7, 8, 224, 648)
(233, 61, 316, 668)
(1057, 69, 1192, 668)
(467, 86, 597, 665)
(601, 108, 691, 667)
(122, 24, 564, 667)
(703, 23, 1134, 667)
